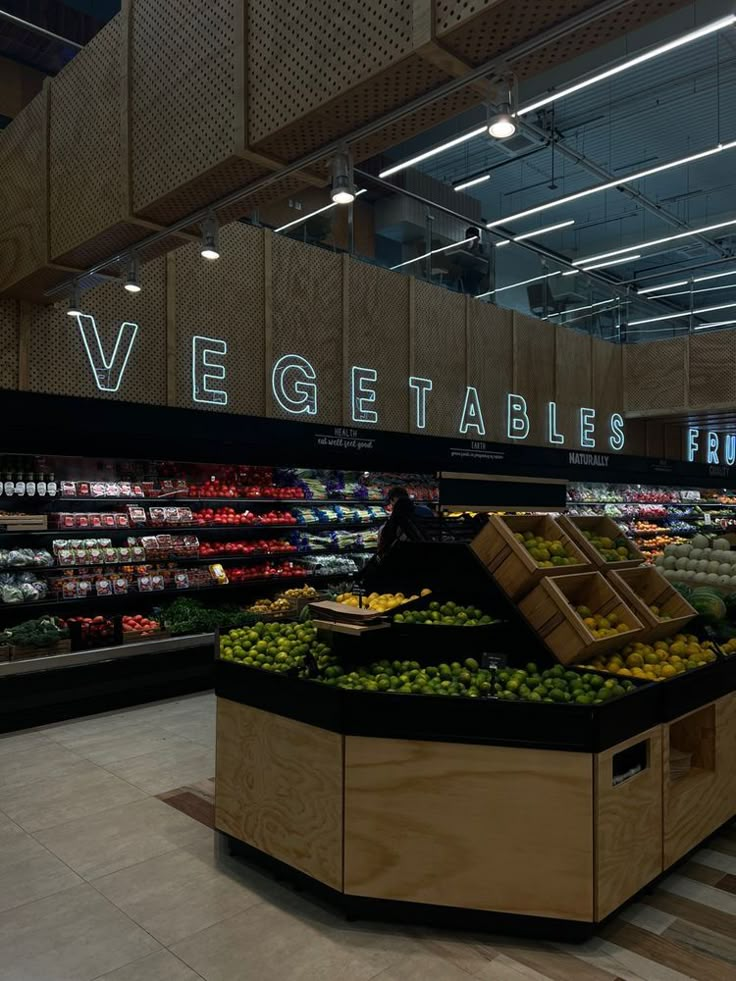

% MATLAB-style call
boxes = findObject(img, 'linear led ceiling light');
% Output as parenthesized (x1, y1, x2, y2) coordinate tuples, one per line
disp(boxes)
(693, 319, 736, 330)
(391, 235, 479, 271)
(274, 189, 366, 234)
(454, 174, 491, 192)
(545, 297, 619, 319)
(629, 301, 736, 327)
(486, 140, 736, 229)
(200, 213, 220, 260)
(649, 281, 736, 301)
(582, 254, 642, 271)
(123, 254, 141, 293)
(379, 126, 487, 179)
(66, 281, 82, 317)
(637, 267, 736, 294)
(476, 269, 561, 299)
(516, 15, 736, 118)
(574, 217, 736, 267)
(496, 219, 575, 247)
(330, 147, 356, 204)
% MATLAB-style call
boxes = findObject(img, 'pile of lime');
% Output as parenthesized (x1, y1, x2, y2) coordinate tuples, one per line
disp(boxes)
(495, 663, 636, 703)
(582, 530, 632, 563)
(320, 656, 491, 696)
(514, 531, 577, 568)
(394, 600, 495, 626)
(219, 621, 333, 676)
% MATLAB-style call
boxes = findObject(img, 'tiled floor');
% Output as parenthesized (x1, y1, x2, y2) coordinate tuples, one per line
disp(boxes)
(1, 693, 735, 981)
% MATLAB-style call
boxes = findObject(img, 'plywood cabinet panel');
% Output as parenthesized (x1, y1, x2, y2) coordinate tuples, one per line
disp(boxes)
(344, 736, 594, 920)
(216, 698, 343, 890)
(595, 727, 663, 920)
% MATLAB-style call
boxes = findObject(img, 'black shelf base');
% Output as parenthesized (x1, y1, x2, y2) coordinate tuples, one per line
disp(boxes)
(222, 833, 596, 942)
(0, 645, 214, 733)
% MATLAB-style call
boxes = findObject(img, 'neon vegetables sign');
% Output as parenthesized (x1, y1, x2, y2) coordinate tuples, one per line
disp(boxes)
(72, 316, 626, 450)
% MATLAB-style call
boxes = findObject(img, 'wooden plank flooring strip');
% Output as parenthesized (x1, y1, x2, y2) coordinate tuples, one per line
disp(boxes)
(663, 919, 736, 968)
(643, 889, 736, 938)
(479, 941, 620, 981)
(679, 860, 730, 885)
(567, 937, 690, 981)
(661, 874, 736, 916)
(599, 920, 736, 981)
(696, 848, 736, 875)
(718, 874, 736, 896)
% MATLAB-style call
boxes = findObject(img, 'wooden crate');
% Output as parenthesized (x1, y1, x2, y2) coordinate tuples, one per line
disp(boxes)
(122, 629, 170, 644)
(0, 514, 48, 531)
(470, 514, 590, 601)
(0, 645, 9, 664)
(10, 639, 71, 662)
(607, 567, 696, 643)
(518, 572, 644, 666)
(558, 515, 645, 571)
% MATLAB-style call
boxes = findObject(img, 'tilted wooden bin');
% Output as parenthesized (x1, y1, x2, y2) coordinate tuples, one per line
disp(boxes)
(471, 514, 590, 601)
(518, 572, 644, 666)
(557, 515, 645, 571)
(607, 566, 696, 643)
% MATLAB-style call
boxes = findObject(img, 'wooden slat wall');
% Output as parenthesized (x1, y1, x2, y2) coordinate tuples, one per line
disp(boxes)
(0, 226, 629, 450)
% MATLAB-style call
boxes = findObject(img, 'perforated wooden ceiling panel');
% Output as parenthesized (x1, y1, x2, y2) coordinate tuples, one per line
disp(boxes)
(251, 54, 454, 162)
(413, 279, 466, 437)
(249, 0, 414, 146)
(437, 0, 692, 76)
(28, 257, 167, 405)
(689, 332, 736, 409)
(624, 337, 688, 412)
(0, 298, 18, 390)
(48, 18, 138, 267)
(555, 326, 592, 450)
(130, 0, 245, 222)
(173, 224, 266, 417)
(270, 235, 343, 427)
(347, 262, 410, 432)
(0, 92, 47, 295)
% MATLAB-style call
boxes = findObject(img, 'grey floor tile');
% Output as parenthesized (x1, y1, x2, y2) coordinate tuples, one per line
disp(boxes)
(93, 846, 263, 946)
(0, 882, 160, 981)
(0, 739, 85, 791)
(92, 948, 202, 981)
(159, 718, 216, 748)
(1, 759, 147, 832)
(0, 820, 81, 912)
(58, 724, 202, 766)
(171, 900, 418, 981)
(36, 796, 211, 880)
(0, 729, 54, 758)
(104, 745, 215, 795)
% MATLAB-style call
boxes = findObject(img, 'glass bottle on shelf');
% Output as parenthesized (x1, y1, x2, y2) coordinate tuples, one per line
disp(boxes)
(47, 473, 58, 497)
(26, 472, 36, 497)
(13, 472, 25, 496)
(37, 473, 47, 497)
(3, 473, 13, 497)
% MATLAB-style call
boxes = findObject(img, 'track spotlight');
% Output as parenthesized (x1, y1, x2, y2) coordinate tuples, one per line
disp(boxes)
(123, 254, 141, 293)
(200, 213, 220, 260)
(330, 147, 356, 204)
(488, 106, 517, 140)
(66, 281, 82, 317)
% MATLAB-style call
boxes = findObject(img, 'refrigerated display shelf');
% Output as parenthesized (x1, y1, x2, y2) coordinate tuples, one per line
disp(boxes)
(39, 497, 390, 506)
(0, 571, 352, 613)
(0, 519, 384, 539)
(0, 631, 214, 677)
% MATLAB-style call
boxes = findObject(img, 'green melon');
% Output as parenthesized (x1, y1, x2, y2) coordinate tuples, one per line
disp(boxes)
(689, 588, 727, 624)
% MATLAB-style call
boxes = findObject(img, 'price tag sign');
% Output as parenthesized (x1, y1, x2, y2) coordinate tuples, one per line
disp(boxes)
(482, 652, 507, 671)
(704, 513, 712, 525)
(352, 585, 367, 609)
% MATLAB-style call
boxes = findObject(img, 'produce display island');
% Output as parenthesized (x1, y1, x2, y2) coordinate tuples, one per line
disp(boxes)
(214, 540, 736, 937)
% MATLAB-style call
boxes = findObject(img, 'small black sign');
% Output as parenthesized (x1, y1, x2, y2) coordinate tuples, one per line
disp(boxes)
(482, 651, 508, 671)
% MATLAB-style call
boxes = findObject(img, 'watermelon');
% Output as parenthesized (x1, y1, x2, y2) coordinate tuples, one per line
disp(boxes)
(724, 593, 736, 621)
(689, 588, 727, 624)
(673, 582, 693, 601)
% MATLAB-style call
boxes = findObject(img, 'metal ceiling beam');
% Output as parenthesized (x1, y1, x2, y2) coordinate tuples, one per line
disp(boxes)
(0, 9, 83, 51)
(518, 116, 730, 260)
(43, 0, 640, 299)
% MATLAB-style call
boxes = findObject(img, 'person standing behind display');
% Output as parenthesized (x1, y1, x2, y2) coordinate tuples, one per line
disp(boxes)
(377, 486, 427, 558)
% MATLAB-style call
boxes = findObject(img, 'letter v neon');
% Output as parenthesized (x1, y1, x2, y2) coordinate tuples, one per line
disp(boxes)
(73, 314, 139, 392)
